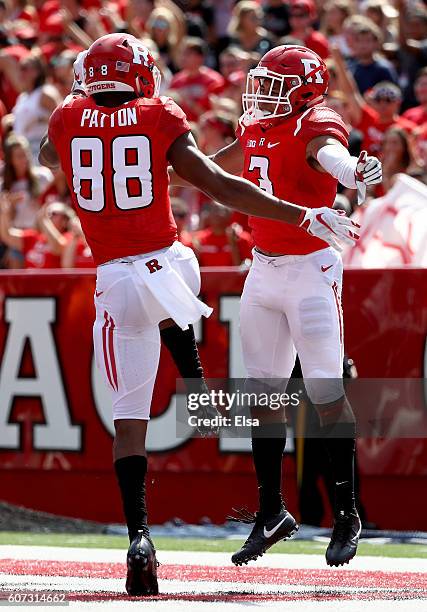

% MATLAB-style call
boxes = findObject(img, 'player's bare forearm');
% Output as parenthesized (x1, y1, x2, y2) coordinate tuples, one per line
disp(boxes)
(169, 132, 303, 225)
(39, 134, 60, 169)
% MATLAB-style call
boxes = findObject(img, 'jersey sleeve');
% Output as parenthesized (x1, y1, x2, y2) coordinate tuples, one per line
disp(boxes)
(47, 103, 64, 149)
(159, 97, 191, 150)
(297, 107, 349, 148)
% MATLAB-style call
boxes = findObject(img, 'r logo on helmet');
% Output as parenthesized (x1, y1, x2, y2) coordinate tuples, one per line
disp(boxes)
(301, 58, 324, 84)
(131, 44, 151, 67)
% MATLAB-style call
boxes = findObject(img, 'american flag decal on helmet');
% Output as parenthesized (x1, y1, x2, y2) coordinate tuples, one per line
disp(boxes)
(116, 61, 130, 72)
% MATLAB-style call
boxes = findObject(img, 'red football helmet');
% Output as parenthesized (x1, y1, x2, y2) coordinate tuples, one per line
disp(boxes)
(84, 33, 161, 97)
(241, 45, 329, 125)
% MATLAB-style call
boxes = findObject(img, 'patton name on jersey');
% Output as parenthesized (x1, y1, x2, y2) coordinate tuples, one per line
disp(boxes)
(81, 107, 137, 128)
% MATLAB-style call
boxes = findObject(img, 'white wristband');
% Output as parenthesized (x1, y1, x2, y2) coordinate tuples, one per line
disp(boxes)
(317, 143, 357, 189)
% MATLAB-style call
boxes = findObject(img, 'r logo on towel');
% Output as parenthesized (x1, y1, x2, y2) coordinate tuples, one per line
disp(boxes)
(145, 259, 163, 274)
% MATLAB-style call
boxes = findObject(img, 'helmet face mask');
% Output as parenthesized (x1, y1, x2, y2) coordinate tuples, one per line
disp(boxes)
(240, 45, 328, 127)
(242, 66, 303, 123)
(84, 34, 161, 99)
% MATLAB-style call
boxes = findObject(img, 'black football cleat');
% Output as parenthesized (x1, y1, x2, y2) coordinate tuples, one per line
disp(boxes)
(228, 506, 299, 566)
(126, 530, 159, 596)
(326, 510, 361, 567)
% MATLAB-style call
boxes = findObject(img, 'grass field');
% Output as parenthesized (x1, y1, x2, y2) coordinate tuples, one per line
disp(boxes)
(2, 531, 427, 558)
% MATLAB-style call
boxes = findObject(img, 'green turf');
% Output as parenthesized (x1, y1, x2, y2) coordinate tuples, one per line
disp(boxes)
(1, 531, 427, 558)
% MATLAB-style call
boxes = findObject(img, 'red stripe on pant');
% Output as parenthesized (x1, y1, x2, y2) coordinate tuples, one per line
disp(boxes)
(102, 311, 117, 391)
(332, 281, 343, 346)
(108, 315, 118, 391)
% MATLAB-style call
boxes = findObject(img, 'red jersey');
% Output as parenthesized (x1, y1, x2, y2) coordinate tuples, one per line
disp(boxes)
(22, 230, 63, 269)
(236, 106, 349, 255)
(48, 95, 190, 265)
(355, 104, 416, 156)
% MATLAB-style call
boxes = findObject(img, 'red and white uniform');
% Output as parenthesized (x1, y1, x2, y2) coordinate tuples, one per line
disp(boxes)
(48, 93, 212, 420)
(237, 106, 349, 255)
(237, 106, 349, 402)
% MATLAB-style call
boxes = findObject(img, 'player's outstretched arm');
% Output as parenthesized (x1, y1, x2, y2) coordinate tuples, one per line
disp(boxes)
(168, 137, 244, 187)
(168, 131, 303, 225)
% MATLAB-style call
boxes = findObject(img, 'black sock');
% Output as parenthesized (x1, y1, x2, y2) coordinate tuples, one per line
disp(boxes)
(160, 324, 205, 390)
(114, 455, 148, 543)
(321, 422, 356, 517)
(251, 421, 287, 517)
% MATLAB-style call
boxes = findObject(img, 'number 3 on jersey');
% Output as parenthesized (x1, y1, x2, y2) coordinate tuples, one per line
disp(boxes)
(248, 156, 273, 195)
(71, 135, 153, 211)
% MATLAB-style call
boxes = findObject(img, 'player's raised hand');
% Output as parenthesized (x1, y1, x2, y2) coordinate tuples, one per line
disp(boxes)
(299, 207, 360, 251)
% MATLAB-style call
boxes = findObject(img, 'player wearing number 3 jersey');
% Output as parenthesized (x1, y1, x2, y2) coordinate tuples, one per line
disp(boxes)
(40, 35, 364, 597)
(171, 45, 382, 569)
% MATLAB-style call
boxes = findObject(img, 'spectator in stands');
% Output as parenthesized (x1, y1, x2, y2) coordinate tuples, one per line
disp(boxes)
(50, 50, 76, 99)
(0, 29, 30, 112)
(381, 127, 420, 194)
(345, 17, 398, 93)
(169, 37, 225, 122)
(0, 199, 74, 269)
(186, 0, 216, 44)
(362, 0, 397, 45)
(193, 201, 252, 267)
(146, 7, 181, 73)
(171, 197, 193, 248)
(332, 45, 416, 155)
(198, 110, 236, 155)
(396, 0, 427, 109)
(218, 45, 251, 81)
(61, 217, 94, 268)
(1, 134, 52, 233)
(262, 0, 290, 39)
(11, 53, 61, 162)
(402, 68, 427, 127)
(288, 0, 329, 59)
(227, 1, 274, 56)
(322, 0, 354, 56)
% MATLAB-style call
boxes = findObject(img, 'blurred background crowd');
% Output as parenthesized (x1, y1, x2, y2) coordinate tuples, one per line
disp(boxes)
(0, 0, 426, 270)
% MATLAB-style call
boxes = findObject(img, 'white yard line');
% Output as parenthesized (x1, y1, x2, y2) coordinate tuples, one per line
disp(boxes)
(1, 546, 427, 573)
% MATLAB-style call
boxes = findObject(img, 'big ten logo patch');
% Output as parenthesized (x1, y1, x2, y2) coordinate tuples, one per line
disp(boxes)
(145, 259, 163, 274)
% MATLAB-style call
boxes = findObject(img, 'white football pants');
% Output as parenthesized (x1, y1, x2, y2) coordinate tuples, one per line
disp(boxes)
(240, 247, 345, 404)
(93, 241, 211, 420)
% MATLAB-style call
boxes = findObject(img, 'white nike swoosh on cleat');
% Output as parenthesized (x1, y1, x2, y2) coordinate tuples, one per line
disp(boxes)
(267, 142, 280, 148)
(263, 515, 288, 539)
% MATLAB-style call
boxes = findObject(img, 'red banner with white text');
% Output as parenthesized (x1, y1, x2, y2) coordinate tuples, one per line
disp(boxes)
(0, 268, 426, 529)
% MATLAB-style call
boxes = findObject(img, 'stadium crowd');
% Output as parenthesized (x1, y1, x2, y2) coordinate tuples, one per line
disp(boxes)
(0, 0, 426, 269)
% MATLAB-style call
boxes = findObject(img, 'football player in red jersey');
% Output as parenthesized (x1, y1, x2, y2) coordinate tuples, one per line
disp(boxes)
(40, 35, 361, 596)
(171, 45, 382, 568)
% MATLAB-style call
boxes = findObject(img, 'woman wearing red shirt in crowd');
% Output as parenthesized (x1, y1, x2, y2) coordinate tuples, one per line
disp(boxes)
(193, 201, 253, 267)
(0, 198, 73, 268)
